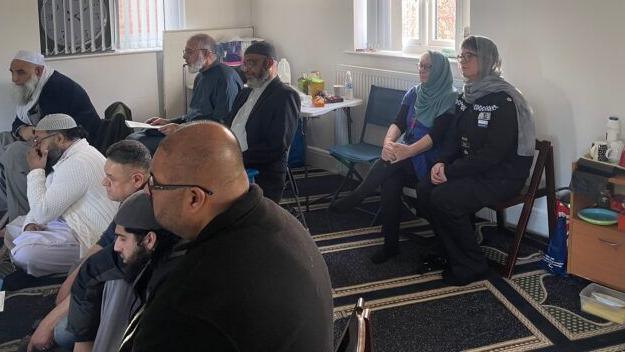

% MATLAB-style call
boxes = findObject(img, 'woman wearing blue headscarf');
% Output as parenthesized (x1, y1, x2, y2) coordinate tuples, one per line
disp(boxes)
(331, 51, 458, 264)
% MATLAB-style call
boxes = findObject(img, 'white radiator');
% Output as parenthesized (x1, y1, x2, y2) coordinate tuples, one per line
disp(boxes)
(333, 64, 464, 144)
(335, 64, 464, 106)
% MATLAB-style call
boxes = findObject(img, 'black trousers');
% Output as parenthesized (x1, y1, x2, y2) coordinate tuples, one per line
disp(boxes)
(353, 158, 417, 252)
(255, 170, 286, 203)
(417, 176, 525, 281)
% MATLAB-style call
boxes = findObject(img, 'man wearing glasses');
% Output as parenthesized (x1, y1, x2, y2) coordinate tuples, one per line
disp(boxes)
(128, 33, 243, 154)
(3, 113, 116, 278)
(226, 41, 300, 202)
(126, 122, 333, 352)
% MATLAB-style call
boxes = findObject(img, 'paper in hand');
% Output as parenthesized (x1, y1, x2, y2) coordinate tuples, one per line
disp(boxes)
(125, 120, 161, 129)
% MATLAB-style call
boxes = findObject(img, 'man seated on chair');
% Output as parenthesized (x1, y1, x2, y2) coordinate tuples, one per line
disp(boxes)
(226, 41, 300, 203)
(25, 140, 151, 352)
(128, 34, 243, 155)
(3, 114, 116, 278)
(0, 50, 101, 223)
(122, 122, 333, 351)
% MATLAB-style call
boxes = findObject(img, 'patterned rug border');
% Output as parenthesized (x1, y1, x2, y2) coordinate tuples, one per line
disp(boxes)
(0, 339, 20, 352)
(5, 284, 60, 300)
(332, 272, 442, 298)
(313, 219, 425, 242)
(592, 343, 625, 352)
(334, 280, 552, 352)
(507, 270, 625, 340)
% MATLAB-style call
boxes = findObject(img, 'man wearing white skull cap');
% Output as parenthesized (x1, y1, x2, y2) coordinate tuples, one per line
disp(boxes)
(0, 50, 101, 223)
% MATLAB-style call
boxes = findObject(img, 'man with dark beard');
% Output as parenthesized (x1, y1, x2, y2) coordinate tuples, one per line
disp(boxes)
(3, 114, 116, 277)
(226, 41, 300, 202)
(0, 50, 100, 223)
(127, 34, 242, 154)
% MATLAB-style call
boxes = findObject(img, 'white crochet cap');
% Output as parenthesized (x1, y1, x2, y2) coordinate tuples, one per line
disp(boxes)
(13, 50, 45, 66)
(35, 114, 78, 131)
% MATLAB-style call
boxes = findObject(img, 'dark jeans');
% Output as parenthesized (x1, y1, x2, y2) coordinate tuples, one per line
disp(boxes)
(126, 130, 165, 156)
(351, 158, 417, 252)
(417, 176, 525, 281)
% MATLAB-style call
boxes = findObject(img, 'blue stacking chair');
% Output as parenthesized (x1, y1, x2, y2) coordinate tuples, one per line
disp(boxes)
(328, 85, 406, 208)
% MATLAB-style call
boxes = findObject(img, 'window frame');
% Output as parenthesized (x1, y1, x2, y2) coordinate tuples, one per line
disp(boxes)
(355, 0, 469, 56)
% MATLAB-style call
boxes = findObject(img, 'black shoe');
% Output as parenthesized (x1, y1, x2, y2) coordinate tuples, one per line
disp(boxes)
(329, 193, 364, 213)
(370, 248, 399, 264)
(442, 268, 491, 286)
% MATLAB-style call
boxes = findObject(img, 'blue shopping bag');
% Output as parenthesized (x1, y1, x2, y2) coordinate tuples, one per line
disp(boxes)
(542, 199, 569, 275)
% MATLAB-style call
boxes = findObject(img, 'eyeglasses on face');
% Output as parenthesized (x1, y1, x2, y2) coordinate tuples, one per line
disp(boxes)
(418, 63, 432, 71)
(456, 52, 477, 62)
(182, 48, 213, 56)
(147, 173, 214, 196)
(33, 132, 59, 145)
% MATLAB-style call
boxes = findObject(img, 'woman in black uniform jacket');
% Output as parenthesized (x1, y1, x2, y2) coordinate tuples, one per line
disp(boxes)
(417, 36, 536, 285)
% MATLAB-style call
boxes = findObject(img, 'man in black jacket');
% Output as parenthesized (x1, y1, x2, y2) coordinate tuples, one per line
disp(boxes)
(1, 50, 101, 221)
(226, 41, 300, 202)
(127, 122, 333, 352)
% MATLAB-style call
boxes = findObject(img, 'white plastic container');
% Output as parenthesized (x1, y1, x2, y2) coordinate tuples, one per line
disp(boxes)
(580, 283, 625, 323)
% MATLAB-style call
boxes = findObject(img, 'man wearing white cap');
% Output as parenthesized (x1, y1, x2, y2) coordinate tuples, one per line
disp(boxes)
(3, 113, 116, 277)
(0, 50, 101, 223)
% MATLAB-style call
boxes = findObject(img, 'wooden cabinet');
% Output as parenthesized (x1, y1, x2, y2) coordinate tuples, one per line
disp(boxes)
(568, 173, 625, 292)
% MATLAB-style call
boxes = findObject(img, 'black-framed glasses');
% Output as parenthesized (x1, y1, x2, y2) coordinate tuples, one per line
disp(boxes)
(33, 132, 59, 145)
(456, 52, 477, 62)
(147, 173, 213, 196)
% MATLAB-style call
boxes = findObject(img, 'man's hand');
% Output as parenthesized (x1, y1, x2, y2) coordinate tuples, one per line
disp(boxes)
(430, 162, 448, 185)
(26, 145, 47, 170)
(158, 123, 181, 136)
(24, 223, 46, 232)
(27, 318, 55, 352)
(145, 117, 169, 126)
(388, 143, 413, 164)
(19, 126, 35, 141)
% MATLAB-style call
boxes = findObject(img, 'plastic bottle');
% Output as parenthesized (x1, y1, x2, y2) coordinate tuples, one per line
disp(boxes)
(344, 70, 353, 100)
(277, 58, 292, 85)
(606, 116, 620, 142)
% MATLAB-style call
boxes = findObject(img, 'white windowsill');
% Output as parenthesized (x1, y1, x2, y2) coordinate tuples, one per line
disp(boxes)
(345, 49, 460, 64)
(45, 47, 162, 62)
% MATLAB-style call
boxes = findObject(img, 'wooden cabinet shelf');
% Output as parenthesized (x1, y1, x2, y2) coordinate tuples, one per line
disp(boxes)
(568, 163, 625, 292)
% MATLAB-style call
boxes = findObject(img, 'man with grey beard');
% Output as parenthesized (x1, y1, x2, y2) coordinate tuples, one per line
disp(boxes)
(127, 33, 243, 154)
(226, 41, 300, 202)
(0, 51, 100, 223)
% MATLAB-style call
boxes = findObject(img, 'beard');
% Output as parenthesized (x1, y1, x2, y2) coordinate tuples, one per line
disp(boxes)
(246, 69, 271, 89)
(123, 244, 152, 282)
(187, 55, 205, 74)
(46, 145, 64, 166)
(13, 75, 40, 105)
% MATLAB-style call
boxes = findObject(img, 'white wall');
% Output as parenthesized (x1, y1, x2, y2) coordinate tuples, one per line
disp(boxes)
(252, 0, 625, 236)
(185, 0, 252, 29)
(48, 53, 160, 121)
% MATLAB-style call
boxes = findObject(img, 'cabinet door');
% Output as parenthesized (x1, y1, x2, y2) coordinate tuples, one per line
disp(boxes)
(569, 218, 625, 292)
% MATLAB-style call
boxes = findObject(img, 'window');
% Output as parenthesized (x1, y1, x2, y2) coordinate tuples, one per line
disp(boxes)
(37, 0, 183, 57)
(354, 0, 469, 55)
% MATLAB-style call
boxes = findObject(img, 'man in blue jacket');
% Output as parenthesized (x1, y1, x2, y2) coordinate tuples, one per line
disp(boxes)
(127, 34, 243, 154)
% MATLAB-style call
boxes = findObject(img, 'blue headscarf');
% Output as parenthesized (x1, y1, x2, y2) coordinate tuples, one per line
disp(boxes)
(413, 51, 457, 128)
